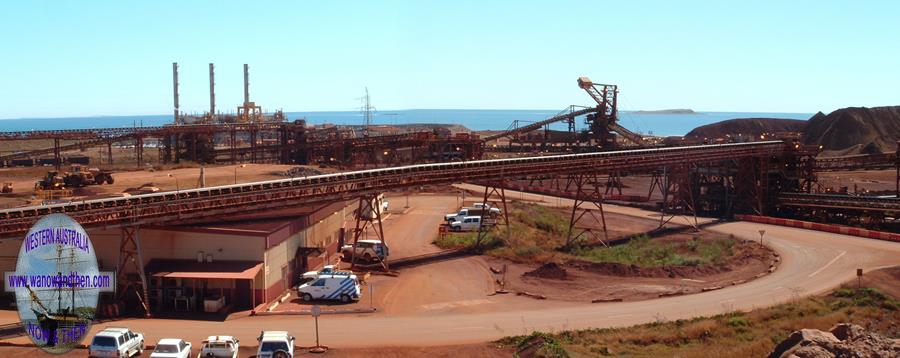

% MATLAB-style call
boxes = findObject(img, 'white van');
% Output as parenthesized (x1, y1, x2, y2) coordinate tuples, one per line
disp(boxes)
(88, 327, 145, 358)
(297, 274, 361, 303)
(450, 216, 483, 232)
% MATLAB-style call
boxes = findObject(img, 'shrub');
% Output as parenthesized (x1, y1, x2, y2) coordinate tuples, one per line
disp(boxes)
(727, 316, 750, 328)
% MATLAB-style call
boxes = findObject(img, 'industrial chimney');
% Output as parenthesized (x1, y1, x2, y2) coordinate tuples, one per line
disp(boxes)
(172, 62, 180, 124)
(243, 63, 250, 105)
(209, 63, 216, 116)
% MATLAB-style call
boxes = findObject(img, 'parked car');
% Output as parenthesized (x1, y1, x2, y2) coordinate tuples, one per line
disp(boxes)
(88, 327, 145, 358)
(297, 274, 362, 303)
(472, 202, 494, 209)
(256, 331, 294, 358)
(199, 335, 239, 358)
(358, 193, 389, 219)
(341, 239, 389, 263)
(301, 265, 354, 282)
(444, 207, 500, 223)
(149, 338, 192, 358)
(450, 216, 483, 232)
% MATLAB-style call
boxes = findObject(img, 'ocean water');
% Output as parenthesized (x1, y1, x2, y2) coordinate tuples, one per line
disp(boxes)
(0, 110, 813, 137)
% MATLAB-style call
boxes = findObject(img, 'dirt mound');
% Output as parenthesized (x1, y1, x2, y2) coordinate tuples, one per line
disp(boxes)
(523, 262, 569, 280)
(804, 106, 900, 156)
(768, 323, 900, 358)
(278, 166, 325, 177)
(686, 118, 806, 139)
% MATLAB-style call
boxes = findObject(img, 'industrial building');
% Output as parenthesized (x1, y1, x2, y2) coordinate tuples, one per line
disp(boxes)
(0, 201, 349, 314)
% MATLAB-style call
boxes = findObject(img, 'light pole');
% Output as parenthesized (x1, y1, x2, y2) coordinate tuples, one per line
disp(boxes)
(234, 164, 247, 184)
(167, 173, 179, 192)
(758, 229, 766, 246)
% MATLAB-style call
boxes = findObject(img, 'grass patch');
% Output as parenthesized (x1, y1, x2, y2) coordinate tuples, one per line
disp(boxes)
(433, 201, 740, 267)
(574, 235, 736, 267)
(496, 287, 900, 357)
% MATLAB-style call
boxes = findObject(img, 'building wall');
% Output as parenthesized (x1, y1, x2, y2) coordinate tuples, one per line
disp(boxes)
(260, 203, 348, 302)
(86, 228, 266, 272)
(0, 202, 349, 307)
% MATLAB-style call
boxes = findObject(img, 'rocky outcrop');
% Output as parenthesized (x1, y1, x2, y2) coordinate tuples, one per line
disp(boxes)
(685, 118, 806, 140)
(803, 106, 900, 156)
(768, 323, 900, 358)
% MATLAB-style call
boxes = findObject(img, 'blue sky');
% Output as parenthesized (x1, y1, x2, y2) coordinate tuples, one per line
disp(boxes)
(0, 1, 897, 119)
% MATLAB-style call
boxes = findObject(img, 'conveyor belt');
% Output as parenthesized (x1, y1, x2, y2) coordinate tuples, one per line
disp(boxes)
(0, 141, 787, 238)
(778, 192, 900, 212)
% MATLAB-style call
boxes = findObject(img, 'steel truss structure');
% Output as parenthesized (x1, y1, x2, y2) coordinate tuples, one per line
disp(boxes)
(349, 195, 389, 271)
(0, 141, 788, 238)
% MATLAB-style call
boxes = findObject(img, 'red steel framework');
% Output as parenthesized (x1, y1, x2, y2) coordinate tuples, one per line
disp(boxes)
(0, 141, 787, 239)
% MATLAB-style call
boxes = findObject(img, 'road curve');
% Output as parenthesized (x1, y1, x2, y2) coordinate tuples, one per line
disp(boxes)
(5, 191, 899, 349)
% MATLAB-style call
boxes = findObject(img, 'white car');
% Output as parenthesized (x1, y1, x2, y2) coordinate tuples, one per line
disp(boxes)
(301, 265, 354, 281)
(341, 239, 389, 263)
(297, 274, 361, 303)
(450, 216, 483, 232)
(256, 331, 295, 358)
(89, 327, 145, 358)
(150, 338, 192, 358)
(199, 335, 239, 358)
(444, 207, 500, 223)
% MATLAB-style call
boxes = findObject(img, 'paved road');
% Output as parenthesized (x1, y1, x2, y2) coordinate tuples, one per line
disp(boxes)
(4, 188, 900, 349)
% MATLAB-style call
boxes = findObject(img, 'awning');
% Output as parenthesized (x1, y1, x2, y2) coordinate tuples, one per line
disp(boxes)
(147, 259, 263, 280)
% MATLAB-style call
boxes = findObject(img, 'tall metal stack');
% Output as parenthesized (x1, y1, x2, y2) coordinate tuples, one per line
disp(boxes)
(172, 62, 180, 124)
(209, 63, 216, 118)
(243, 63, 250, 105)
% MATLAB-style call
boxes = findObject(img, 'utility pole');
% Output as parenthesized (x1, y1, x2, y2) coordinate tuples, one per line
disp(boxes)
(360, 87, 375, 138)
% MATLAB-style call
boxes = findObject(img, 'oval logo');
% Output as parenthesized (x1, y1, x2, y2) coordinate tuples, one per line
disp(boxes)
(12, 214, 100, 354)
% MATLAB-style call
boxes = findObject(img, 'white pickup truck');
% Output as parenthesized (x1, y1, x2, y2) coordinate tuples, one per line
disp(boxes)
(256, 331, 294, 358)
(450, 216, 484, 232)
(444, 207, 500, 223)
(199, 336, 239, 358)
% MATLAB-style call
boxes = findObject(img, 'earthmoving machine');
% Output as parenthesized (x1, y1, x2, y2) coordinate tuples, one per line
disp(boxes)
(35, 171, 66, 190)
(34, 171, 72, 200)
(62, 164, 114, 187)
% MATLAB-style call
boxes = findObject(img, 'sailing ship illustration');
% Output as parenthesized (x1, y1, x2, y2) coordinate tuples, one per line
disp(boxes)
(22, 244, 93, 348)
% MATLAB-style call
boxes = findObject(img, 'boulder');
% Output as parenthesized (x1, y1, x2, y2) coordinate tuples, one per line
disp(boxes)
(769, 323, 900, 358)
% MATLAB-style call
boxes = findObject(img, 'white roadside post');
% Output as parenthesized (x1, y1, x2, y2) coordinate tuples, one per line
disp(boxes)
(758, 229, 766, 246)
(309, 305, 327, 353)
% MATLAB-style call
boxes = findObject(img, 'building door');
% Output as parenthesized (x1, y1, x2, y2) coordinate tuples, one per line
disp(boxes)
(281, 264, 290, 291)
(235, 279, 250, 310)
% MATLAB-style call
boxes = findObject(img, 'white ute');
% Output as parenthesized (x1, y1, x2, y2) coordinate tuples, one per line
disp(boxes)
(444, 207, 500, 223)
(149, 338, 192, 358)
(88, 327, 145, 358)
(450, 216, 483, 232)
(199, 335, 239, 358)
(256, 331, 295, 358)
(297, 273, 362, 303)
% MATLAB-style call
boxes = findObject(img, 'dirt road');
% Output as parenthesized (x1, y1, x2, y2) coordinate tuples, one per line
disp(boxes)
(4, 197, 896, 349)
(2, 187, 898, 350)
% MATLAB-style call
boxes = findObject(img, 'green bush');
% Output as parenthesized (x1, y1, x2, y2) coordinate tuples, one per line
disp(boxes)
(727, 316, 750, 328)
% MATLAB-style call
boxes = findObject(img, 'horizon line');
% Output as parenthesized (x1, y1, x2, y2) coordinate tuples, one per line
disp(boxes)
(0, 108, 821, 122)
